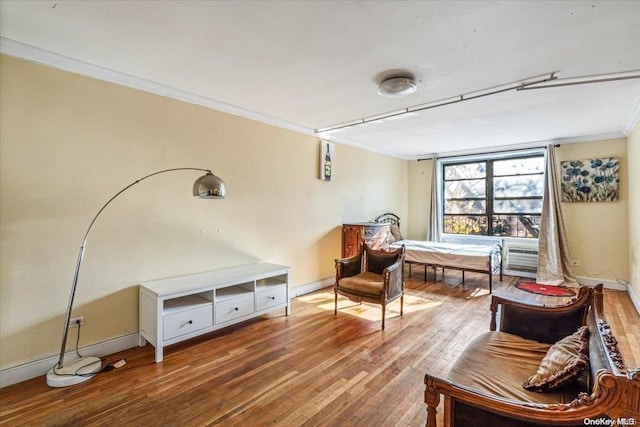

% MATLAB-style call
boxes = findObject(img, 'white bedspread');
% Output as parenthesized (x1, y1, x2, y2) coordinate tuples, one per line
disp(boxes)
(389, 240, 501, 272)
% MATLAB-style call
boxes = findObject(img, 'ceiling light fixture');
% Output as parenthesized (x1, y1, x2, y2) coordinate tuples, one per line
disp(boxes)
(377, 77, 417, 98)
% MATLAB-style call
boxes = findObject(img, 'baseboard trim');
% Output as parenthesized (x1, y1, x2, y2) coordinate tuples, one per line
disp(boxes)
(575, 276, 626, 291)
(292, 277, 333, 297)
(1, 280, 334, 388)
(627, 284, 640, 315)
(575, 276, 640, 315)
(0, 333, 139, 388)
(5, 275, 629, 387)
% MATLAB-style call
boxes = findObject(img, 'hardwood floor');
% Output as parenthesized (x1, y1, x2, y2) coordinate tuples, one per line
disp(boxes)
(1, 271, 638, 426)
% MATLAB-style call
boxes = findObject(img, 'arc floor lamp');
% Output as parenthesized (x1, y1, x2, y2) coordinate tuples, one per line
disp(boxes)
(46, 167, 226, 387)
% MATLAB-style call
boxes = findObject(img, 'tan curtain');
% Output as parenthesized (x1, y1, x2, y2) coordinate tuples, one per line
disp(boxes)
(428, 158, 441, 242)
(536, 145, 576, 285)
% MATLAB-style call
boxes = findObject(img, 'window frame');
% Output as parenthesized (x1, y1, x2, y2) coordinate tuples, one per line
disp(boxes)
(438, 149, 545, 239)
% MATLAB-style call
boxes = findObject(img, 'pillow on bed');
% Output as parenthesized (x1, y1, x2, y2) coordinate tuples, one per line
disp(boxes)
(389, 224, 403, 242)
(523, 326, 590, 392)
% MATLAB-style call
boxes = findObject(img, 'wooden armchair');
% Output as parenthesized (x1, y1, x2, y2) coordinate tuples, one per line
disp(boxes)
(334, 242, 405, 329)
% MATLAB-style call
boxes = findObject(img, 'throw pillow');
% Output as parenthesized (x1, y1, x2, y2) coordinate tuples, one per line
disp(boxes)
(523, 326, 590, 392)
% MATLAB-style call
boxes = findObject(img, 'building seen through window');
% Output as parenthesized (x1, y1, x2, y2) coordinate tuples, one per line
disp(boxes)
(442, 154, 544, 238)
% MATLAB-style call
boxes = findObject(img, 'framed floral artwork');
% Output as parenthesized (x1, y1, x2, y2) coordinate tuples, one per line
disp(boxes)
(560, 157, 619, 202)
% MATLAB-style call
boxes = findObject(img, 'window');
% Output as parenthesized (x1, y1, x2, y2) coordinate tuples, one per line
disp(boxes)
(442, 153, 544, 238)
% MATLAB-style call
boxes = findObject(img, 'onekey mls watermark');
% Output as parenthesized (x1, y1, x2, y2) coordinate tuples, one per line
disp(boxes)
(584, 418, 637, 426)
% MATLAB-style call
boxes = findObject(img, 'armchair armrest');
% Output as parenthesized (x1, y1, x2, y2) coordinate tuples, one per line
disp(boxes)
(490, 285, 593, 344)
(383, 259, 404, 299)
(335, 252, 362, 281)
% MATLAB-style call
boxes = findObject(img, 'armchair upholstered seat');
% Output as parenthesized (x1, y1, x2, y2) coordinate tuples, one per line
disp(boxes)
(334, 243, 405, 329)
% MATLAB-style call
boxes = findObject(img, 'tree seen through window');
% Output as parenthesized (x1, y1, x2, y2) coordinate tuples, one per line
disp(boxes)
(442, 155, 544, 238)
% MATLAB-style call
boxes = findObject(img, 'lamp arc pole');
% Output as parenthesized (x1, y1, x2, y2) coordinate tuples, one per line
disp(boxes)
(47, 167, 226, 387)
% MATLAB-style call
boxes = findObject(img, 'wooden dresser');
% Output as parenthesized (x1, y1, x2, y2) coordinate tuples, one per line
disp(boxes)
(342, 222, 391, 257)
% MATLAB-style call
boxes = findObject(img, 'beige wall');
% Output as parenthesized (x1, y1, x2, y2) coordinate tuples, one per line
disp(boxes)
(405, 140, 632, 288)
(0, 55, 408, 369)
(555, 139, 629, 284)
(407, 159, 433, 240)
(628, 123, 640, 306)
(1, 53, 636, 372)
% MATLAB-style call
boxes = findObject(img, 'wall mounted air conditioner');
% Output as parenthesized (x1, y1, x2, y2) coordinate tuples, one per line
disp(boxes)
(504, 243, 539, 272)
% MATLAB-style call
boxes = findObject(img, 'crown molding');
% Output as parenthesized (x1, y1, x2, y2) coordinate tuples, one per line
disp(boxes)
(0, 38, 313, 136)
(1, 37, 412, 160)
(414, 131, 626, 161)
(321, 134, 414, 160)
(2, 37, 630, 161)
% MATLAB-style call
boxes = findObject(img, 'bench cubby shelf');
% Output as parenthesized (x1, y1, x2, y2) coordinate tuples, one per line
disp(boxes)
(139, 262, 290, 362)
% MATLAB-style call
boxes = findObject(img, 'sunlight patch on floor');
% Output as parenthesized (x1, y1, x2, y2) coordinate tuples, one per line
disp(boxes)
(298, 291, 443, 321)
(465, 287, 490, 298)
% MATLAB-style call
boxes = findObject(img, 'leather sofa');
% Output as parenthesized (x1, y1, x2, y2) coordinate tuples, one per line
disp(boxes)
(424, 284, 640, 426)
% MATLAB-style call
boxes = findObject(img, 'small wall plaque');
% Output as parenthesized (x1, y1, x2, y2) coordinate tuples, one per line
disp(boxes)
(320, 140, 334, 181)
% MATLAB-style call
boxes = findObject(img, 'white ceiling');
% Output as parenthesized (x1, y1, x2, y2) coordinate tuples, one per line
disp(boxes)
(1, 0, 639, 159)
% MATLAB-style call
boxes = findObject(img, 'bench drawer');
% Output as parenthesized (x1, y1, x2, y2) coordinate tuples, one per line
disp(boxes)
(215, 294, 254, 324)
(256, 286, 287, 311)
(164, 304, 213, 340)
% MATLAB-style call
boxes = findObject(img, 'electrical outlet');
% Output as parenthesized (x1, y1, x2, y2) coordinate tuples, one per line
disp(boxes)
(69, 316, 85, 327)
(571, 260, 581, 266)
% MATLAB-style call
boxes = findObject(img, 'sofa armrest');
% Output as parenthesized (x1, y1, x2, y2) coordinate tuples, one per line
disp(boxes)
(489, 285, 593, 344)
(424, 368, 640, 427)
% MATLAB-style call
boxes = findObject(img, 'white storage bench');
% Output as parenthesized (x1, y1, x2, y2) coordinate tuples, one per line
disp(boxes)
(139, 262, 290, 362)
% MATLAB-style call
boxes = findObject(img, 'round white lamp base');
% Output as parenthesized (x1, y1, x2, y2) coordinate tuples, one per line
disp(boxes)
(46, 356, 102, 387)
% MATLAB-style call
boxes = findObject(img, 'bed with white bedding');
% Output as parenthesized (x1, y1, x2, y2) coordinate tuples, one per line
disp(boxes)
(372, 213, 502, 293)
